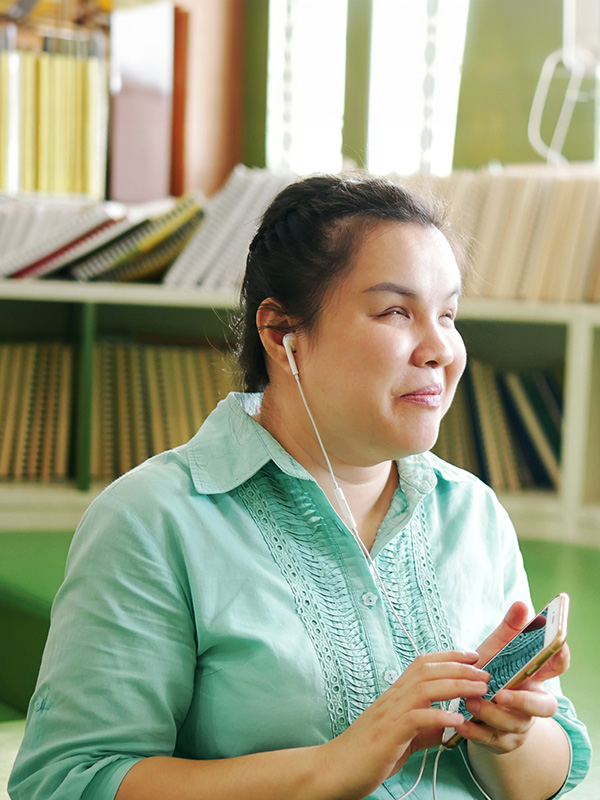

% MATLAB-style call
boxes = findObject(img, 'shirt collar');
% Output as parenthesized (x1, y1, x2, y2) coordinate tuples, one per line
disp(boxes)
(187, 392, 438, 502)
(187, 393, 313, 494)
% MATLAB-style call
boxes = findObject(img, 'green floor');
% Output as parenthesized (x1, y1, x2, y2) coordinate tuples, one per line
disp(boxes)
(0, 533, 597, 797)
(519, 539, 599, 798)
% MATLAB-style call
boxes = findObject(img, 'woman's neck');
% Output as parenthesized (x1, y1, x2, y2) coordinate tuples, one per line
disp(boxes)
(255, 388, 399, 551)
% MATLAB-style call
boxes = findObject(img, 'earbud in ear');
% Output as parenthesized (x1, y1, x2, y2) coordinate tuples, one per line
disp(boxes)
(282, 333, 299, 377)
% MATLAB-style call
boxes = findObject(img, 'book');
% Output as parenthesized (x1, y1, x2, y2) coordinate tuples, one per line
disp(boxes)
(54, 343, 73, 479)
(521, 372, 562, 460)
(163, 164, 294, 290)
(69, 194, 202, 281)
(90, 343, 103, 480)
(19, 46, 36, 193)
(108, 1, 175, 202)
(114, 343, 134, 477)
(565, 179, 600, 302)
(468, 360, 526, 492)
(26, 342, 49, 479)
(499, 371, 560, 489)
(434, 379, 481, 477)
(128, 344, 152, 469)
(0, 24, 20, 195)
(98, 343, 117, 480)
(104, 208, 204, 282)
(81, 33, 109, 200)
(0, 199, 123, 278)
(487, 174, 547, 299)
(143, 345, 168, 458)
(466, 171, 514, 297)
(0, 343, 22, 478)
(170, 5, 189, 197)
(11, 342, 37, 479)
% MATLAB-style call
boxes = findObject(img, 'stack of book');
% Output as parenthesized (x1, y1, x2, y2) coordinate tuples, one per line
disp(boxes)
(163, 164, 295, 291)
(0, 338, 236, 483)
(0, 22, 108, 198)
(402, 164, 600, 302)
(0, 193, 204, 281)
(433, 359, 562, 492)
(0, 341, 73, 481)
(4, 164, 600, 301)
(90, 341, 237, 480)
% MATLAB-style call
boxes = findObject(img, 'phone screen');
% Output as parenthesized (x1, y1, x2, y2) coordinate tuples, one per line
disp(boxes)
(455, 607, 548, 720)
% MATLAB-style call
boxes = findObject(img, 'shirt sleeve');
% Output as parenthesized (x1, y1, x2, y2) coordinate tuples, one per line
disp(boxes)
(8, 489, 198, 800)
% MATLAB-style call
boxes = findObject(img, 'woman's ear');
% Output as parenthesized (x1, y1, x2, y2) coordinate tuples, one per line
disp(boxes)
(256, 299, 295, 376)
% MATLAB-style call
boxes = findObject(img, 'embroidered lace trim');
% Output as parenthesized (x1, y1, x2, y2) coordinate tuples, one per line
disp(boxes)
(238, 464, 455, 737)
(375, 503, 455, 669)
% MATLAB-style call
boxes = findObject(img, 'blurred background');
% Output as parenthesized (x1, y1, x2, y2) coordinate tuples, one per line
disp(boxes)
(0, 2, 598, 798)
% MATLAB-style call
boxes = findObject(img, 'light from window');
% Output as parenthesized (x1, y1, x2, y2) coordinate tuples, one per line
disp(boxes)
(267, 0, 348, 174)
(368, 0, 470, 177)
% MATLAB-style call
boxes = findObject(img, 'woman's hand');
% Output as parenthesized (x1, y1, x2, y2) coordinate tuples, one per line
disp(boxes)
(457, 601, 570, 755)
(316, 650, 490, 800)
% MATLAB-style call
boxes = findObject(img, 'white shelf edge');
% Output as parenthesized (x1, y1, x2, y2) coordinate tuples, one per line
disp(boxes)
(0, 484, 599, 549)
(0, 279, 238, 309)
(459, 297, 600, 325)
(1, 282, 600, 323)
(0, 483, 105, 532)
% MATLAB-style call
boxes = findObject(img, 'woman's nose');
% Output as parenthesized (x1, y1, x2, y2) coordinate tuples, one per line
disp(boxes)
(411, 324, 455, 368)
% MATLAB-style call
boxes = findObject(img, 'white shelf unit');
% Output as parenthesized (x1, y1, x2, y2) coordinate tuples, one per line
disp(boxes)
(458, 297, 600, 548)
(0, 282, 598, 548)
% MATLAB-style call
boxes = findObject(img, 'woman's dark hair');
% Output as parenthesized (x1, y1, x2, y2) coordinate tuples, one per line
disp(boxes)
(236, 172, 462, 392)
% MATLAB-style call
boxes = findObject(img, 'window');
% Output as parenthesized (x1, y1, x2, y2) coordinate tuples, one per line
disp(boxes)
(265, 0, 470, 176)
(266, 0, 347, 173)
(368, 0, 470, 176)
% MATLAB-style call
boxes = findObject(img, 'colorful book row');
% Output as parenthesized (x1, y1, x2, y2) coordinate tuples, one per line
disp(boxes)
(0, 194, 204, 280)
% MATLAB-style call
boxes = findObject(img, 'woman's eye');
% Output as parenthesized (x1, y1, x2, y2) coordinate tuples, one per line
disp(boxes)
(380, 307, 408, 318)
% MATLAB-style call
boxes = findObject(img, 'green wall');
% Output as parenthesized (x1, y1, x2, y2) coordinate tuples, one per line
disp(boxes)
(454, 0, 595, 168)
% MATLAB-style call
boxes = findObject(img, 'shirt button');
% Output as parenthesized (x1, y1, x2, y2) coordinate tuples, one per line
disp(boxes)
(362, 591, 378, 607)
(384, 669, 400, 685)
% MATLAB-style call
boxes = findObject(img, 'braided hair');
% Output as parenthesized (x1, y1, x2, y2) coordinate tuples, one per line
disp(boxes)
(236, 172, 459, 392)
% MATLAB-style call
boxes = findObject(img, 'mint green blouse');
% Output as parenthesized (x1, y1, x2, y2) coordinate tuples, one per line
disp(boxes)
(9, 393, 591, 800)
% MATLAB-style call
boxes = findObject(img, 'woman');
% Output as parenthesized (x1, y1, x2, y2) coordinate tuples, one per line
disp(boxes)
(9, 174, 591, 800)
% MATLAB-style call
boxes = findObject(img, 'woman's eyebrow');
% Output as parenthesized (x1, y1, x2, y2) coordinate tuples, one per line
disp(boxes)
(363, 282, 462, 299)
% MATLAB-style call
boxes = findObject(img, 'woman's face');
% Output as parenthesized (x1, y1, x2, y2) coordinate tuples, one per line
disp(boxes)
(296, 221, 467, 466)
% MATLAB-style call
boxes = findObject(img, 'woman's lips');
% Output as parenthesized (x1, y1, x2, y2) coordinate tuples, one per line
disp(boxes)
(400, 385, 443, 407)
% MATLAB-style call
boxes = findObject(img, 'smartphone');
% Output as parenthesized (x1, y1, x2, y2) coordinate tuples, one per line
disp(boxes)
(442, 592, 570, 748)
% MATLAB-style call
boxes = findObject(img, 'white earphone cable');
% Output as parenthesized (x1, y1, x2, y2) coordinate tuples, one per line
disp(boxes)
(293, 371, 422, 658)
(288, 346, 487, 800)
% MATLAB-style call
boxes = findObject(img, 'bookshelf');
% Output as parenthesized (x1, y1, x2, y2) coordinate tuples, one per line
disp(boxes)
(0, 281, 237, 529)
(0, 281, 598, 549)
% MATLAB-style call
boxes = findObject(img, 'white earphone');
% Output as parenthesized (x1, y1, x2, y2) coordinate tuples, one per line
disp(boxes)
(282, 332, 298, 376)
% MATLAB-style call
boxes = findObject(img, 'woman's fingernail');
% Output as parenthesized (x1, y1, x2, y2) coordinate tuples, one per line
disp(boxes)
(468, 698, 481, 713)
